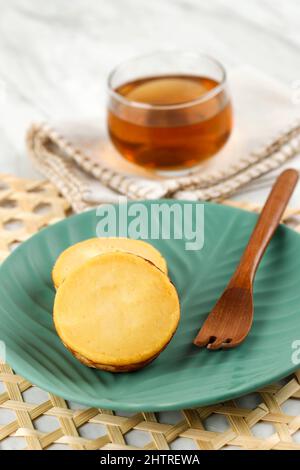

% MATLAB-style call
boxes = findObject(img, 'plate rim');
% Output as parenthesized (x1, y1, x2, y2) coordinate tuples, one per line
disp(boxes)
(9, 356, 298, 412)
(1, 199, 300, 411)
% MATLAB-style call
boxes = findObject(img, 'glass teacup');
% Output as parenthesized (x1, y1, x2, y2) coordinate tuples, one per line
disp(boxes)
(107, 51, 233, 172)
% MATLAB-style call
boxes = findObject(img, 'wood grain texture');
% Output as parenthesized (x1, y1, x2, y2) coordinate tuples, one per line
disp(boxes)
(234, 169, 299, 286)
(194, 169, 299, 349)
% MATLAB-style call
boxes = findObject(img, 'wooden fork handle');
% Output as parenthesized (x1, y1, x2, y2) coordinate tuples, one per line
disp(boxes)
(231, 169, 299, 287)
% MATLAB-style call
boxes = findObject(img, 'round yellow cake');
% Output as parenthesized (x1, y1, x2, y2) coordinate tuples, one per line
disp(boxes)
(52, 237, 168, 288)
(53, 252, 179, 372)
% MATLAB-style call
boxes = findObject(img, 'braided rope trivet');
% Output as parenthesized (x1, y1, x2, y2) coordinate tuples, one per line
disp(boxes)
(0, 174, 300, 450)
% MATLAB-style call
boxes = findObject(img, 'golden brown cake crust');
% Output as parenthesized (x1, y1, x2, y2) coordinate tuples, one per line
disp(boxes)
(52, 237, 168, 289)
(64, 338, 174, 372)
(54, 252, 180, 372)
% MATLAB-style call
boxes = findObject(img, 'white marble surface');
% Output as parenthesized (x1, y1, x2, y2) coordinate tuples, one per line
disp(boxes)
(1, 0, 300, 450)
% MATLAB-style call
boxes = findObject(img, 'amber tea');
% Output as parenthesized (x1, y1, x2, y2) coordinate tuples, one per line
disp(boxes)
(107, 53, 233, 171)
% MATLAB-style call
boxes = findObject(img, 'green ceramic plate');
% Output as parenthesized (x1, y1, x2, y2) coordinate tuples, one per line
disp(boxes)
(0, 200, 300, 411)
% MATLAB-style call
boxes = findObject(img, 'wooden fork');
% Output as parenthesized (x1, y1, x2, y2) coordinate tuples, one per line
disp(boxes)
(193, 169, 299, 350)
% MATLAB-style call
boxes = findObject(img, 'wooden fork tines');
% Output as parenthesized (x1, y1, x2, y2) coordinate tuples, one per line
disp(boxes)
(194, 169, 299, 350)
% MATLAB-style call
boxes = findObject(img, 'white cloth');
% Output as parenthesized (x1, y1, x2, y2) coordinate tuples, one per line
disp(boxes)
(27, 66, 300, 212)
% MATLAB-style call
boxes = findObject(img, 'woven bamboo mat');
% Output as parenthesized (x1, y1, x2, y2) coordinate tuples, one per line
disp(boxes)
(1, 173, 300, 450)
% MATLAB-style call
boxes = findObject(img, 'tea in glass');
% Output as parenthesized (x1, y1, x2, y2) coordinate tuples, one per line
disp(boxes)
(107, 52, 232, 171)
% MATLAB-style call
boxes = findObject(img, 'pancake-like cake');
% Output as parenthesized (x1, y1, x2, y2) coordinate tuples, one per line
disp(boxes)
(52, 237, 168, 288)
(53, 252, 179, 372)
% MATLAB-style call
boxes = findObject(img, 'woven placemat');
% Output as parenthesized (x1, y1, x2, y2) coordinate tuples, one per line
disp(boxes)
(1, 173, 300, 450)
